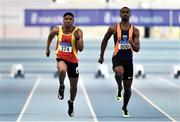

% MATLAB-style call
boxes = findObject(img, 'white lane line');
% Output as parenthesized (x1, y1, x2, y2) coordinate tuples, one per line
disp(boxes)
(79, 77, 98, 122)
(133, 87, 176, 122)
(16, 76, 41, 122)
(158, 76, 180, 90)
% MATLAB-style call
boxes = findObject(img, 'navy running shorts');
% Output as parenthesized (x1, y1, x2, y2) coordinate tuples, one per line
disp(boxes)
(112, 56, 133, 80)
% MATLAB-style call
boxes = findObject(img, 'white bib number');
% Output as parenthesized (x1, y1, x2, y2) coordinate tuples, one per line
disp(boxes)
(119, 42, 131, 50)
(60, 43, 72, 52)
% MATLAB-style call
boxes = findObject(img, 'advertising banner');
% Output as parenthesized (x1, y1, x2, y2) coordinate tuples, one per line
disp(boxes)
(25, 9, 180, 27)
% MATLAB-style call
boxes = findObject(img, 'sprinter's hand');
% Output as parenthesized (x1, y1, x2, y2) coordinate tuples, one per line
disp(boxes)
(128, 39, 133, 47)
(46, 49, 50, 57)
(98, 57, 104, 64)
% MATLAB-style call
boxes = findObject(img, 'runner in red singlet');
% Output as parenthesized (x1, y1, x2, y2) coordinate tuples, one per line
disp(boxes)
(46, 12, 84, 117)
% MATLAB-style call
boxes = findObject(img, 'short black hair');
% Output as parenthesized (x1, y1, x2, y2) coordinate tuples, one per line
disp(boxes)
(120, 7, 131, 13)
(63, 12, 74, 18)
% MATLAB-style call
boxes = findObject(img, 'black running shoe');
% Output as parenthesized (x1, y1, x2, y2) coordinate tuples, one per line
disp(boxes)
(68, 100, 74, 117)
(58, 85, 65, 100)
(116, 88, 122, 101)
(122, 107, 129, 117)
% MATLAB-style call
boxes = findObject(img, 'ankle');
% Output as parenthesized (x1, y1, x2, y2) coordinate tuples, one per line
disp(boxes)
(122, 107, 127, 110)
(69, 99, 74, 103)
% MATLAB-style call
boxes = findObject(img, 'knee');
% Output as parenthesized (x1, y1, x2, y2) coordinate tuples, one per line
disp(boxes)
(57, 62, 67, 75)
(114, 67, 124, 76)
(58, 67, 66, 74)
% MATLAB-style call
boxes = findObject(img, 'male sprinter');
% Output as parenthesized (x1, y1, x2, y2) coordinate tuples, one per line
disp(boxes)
(46, 12, 84, 117)
(98, 7, 140, 117)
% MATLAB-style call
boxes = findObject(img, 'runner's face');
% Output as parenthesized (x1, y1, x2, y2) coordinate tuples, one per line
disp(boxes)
(63, 15, 74, 27)
(120, 8, 131, 22)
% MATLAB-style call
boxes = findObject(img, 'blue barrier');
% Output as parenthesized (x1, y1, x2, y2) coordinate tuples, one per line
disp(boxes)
(25, 9, 180, 27)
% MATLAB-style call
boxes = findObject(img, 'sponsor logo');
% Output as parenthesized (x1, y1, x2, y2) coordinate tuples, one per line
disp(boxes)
(127, 77, 133, 79)
(76, 67, 79, 74)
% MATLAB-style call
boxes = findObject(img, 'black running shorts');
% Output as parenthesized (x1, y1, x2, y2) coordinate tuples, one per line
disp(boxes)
(112, 56, 133, 80)
(56, 58, 79, 78)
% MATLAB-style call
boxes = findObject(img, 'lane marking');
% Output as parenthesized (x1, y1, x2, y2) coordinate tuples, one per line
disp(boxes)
(79, 77, 98, 122)
(133, 87, 176, 122)
(158, 76, 180, 90)
(16, 76, 41, 122)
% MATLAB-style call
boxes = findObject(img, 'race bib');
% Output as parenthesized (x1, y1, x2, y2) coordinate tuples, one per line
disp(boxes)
(60, 43, 72, 52)
(118, 35, 131, 50)
(119, 41, 131, 50)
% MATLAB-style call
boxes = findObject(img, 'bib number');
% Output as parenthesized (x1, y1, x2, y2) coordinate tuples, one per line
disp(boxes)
(119, 42, 131, 50)
(60, 43, 72, 52)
